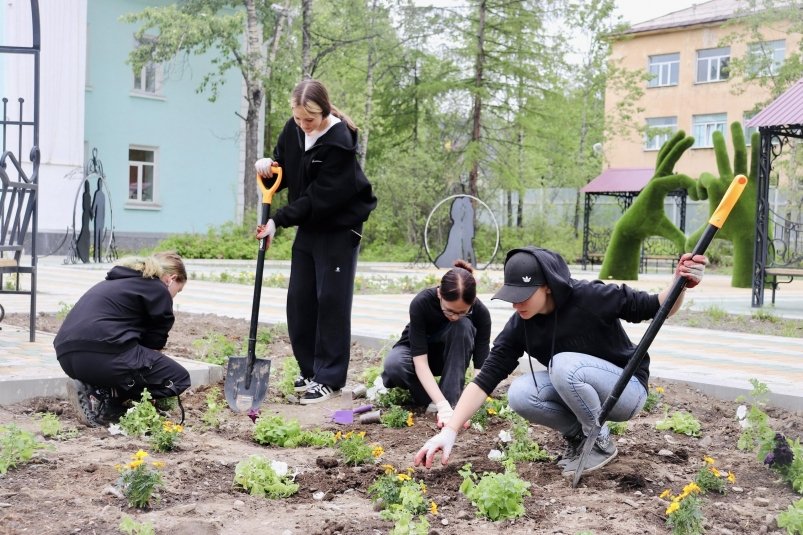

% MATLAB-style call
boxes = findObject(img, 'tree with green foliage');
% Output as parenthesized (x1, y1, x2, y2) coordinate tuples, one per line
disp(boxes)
(599, 131, 696, 280)
(685, 123, 758, 288)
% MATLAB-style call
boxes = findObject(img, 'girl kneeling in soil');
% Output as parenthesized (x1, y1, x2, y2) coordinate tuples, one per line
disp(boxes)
(381, 260, 491, 428)
(54, 252, 191, 427)
(415, 246, 707, 475)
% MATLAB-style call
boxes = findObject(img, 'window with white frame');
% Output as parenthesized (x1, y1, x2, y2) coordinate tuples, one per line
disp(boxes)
(692, 113, 727, 148)
(648, 53, 679, 87)
(747, 39, 785, 77)
(696, 47, 730, 83)
(644, 116, 678, 150)
(128, 147, 157, 205)
(132, 37, 163, 95)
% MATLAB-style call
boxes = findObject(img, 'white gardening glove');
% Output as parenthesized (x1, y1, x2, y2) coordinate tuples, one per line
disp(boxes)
(255, 158, 274, 177)
(435, 400, 454, 428)
(255, 219, 276, 241)
(675, 253, 708, 289)
(414, 427, 457, 468)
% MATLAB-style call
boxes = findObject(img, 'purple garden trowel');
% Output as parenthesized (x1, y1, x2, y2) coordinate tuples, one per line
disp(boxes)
(330, 404, 374, 425)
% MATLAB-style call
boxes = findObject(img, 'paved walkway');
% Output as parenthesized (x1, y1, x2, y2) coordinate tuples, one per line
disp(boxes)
(2, 256, 803, 410)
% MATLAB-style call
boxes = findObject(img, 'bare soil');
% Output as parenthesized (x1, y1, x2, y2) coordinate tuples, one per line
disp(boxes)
(0, 311, 801, 535)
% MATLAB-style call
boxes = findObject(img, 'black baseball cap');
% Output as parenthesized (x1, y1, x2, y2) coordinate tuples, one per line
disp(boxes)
(492, 251, 545, 303)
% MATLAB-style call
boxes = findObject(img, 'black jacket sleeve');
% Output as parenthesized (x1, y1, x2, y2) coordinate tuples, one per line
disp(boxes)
(472, 313, 526, 395)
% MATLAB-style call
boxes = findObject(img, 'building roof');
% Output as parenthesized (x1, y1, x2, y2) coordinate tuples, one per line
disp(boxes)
(625, 0, 746, 35)
(747, 78, 803, 129)
(581, 168, 654, 194)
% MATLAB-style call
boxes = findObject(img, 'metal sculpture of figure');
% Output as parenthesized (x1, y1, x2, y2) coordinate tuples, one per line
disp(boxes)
(76, 180, 91, 263)
(435, 195, 476, 268)
(91, 176, 106, 263)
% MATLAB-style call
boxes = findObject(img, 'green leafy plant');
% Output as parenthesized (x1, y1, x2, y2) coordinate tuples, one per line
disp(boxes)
(115, 450, 164, 509)
(252, 415, 334, 448)
(499, 415, 551, 463)
(277, 358, 301, 398)
(336, 431, 375, 466)
(375, 387, 413, 409)
(778, 497, 803, 535)
(661, 482, 704, 535)
(458, 462, 531, 521)
(119, 515, 155, 535)
(201, 387, 225, 429)
(381, 406, 413, 429)
(55, 301, 73, 320)
(369, 465, 435, 534)
(694, 457, 729, 494)
(362, 365, 382, 388)
(233, 455, 299, 499)
(607, 421, 628, 436)
(469, 396, 507, 430)
(191, 332, 236, 366)
(0, 424, 44, 474)
(642, 385, 665, 413)
(150, 420, 184, 453)
(656, 410, 702, 437)
(764, 433, 803, 494)
(37, 412, 78, 439)
(118, 390, 162, 437)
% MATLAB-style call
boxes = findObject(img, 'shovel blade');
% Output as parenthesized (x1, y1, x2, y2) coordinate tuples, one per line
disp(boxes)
(571, 424, 602, 488)
(224, 357, 271, 413)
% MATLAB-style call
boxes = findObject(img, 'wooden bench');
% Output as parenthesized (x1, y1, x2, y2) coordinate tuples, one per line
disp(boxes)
(765, 215, 803, 304)
(0, 150, 38, 335)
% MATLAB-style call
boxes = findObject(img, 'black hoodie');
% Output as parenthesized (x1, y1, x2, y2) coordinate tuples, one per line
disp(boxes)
(473, 246, 660, 394)
(271, 117, 377, 232)
(53, 266, 175, 357)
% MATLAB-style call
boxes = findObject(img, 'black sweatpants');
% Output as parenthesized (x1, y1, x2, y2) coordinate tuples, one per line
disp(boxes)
(58, 345, 190, 401)
(381, 317, 477, 407)
(286, 226, 361, 390)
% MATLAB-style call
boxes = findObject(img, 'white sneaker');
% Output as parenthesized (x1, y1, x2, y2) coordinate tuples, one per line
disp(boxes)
(299, 382, 339, 405)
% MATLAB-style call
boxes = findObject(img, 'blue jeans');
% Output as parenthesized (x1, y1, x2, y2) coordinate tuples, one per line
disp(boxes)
(381, 317, 477, 407)
(507, 352, 647, 439)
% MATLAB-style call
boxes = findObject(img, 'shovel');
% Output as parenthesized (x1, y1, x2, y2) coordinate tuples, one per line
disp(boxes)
(225, 165, 283, 413)
(571, 174, 748, 488)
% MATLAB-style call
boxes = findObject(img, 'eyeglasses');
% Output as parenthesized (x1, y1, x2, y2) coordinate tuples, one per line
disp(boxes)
(440, 298, 472, 318)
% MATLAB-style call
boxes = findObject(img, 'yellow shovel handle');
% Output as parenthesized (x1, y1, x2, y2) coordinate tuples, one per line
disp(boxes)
(256, 165, 283, 204)
(708, 174, 748, 229)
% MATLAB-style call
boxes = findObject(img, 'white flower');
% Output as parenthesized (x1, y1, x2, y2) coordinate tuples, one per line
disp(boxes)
(107, 423, 126, 436)
(487, 449, 504, 461)
(498, 430, 513, 443)
(270, 460, 289, 477)
(735, 404, 750, 429)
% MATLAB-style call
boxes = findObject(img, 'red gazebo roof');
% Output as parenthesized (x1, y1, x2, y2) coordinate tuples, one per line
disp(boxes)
(747, 78, 803, 129)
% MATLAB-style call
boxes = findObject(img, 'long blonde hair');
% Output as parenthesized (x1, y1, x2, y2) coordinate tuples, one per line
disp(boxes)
(116, 251, 187, 282)
(291, 79, 358, 132)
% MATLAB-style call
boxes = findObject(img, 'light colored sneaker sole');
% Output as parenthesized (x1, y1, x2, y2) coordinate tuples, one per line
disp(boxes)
(294, 383, 312, 393)
(299, 389, 340, 405)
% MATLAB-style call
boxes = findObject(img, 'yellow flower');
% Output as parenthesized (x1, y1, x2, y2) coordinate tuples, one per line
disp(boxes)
(709, 466, 721, 477)
(703, 455, 715, 465)
(665, 501, 680, 516)
(655, 386, 665, 394)
(420, 482, 427, 494)
(128, 460, 143, 469)
(487, 407, 497, 415)
(406, 467, 415, 475)
(134, 450, 149, 460)
(358, 431, 366, 438)
(430, 501, 439, 515)
(659, 489, 671, 499)
(151, 461, 165, 469)
(397, 473, 411, 482)
(406, 412, 414, 427)
(372, 446, 384, 458)
(485, 397, 493, 402)
(682, 482, 701, 496)
(344, 431, 353, 439)
(727, 471, 736, 483)
(381, 464, 396, 474)
(334, 431, 342, 441)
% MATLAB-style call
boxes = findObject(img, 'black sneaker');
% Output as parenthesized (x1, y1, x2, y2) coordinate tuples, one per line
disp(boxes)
(562, 432, 618, 475)
(293, 375, 313, 393)
(67, 379, 109, 427)
(299, 382, 338, 405)
(556, 432, 585, 468)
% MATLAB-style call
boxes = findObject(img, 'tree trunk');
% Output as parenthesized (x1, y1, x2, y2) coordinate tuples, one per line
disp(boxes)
(302, 0, 312, 78)
(263, 0, 291, 161)
(467, 0, 486, 198)
(361, 0, 377, 169)
(243, 0, 265, 215)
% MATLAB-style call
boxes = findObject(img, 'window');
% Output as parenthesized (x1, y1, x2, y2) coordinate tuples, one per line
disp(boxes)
(128, 147, 157, 205)
(696, 47, 730, 83)
(743, 112, 758, 146)
(644, 116, 677, 150)
(747, 39, 785, 77)
(132, 37, 163, 95)
(648, 53, 679, 87)
(692, 113, 727, 148)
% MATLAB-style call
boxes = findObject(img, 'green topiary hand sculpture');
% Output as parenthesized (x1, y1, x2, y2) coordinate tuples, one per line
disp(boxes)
(599, 131, 696, 280)
(684, 122, 758, 288)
